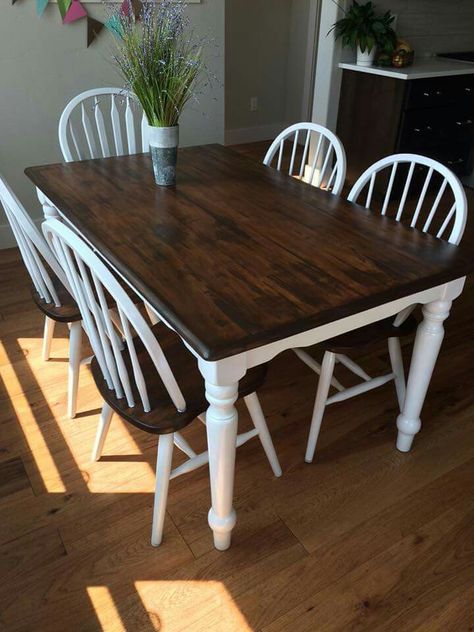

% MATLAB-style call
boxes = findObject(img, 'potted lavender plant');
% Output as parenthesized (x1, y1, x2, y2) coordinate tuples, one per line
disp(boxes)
(109, 0, 207, 186)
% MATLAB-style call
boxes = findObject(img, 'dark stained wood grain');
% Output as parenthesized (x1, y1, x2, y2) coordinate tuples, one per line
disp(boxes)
(336, 70, 406, 186)
(25, 145, 474, 361)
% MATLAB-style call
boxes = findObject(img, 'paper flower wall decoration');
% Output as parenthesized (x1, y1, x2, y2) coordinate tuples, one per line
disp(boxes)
(12, 0, 136, 48)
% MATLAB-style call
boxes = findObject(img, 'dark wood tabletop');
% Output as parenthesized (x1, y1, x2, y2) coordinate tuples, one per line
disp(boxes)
(26, 145, 474, 361)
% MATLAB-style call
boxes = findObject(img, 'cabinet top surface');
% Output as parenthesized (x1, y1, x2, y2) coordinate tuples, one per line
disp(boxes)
(26, 145, 474, 361)
(339, 58, 474, 80)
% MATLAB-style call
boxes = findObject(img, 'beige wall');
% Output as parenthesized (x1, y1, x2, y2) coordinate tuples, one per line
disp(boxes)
(0, 1, 224, 245)
(225, 0, 314, 144)
(286, 0, 314, 123)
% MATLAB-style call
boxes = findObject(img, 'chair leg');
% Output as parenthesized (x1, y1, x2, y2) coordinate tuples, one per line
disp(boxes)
(388, 337, 406, 411)
(174, 432, 197, 458)
(244, 392, 282, 477)
(305, 351, 336, 463)
(151, 433, 174, 547)
(67, 321, 82, 419)
(42, 316, 56, 361)
(91, 402, 114, 462)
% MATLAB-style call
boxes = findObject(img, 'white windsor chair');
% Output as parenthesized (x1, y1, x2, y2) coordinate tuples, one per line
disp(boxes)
(59, 87, 149, 162)
(0, 175, 83, 418)
(263, 122, 347, 196)
(293, 153, 468, 462)
(43, 218, 282, 547)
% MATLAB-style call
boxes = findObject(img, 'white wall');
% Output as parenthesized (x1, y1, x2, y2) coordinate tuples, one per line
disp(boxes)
(0, 1, 224, 247)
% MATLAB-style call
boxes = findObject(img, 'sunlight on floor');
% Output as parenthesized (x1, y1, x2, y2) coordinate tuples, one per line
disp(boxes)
(87, 586, 128, 632)
(134, 581, 254, 632)
(87, 581, 254, 632)
(0, 339, 66, 493)
(2, 337, 157, 495)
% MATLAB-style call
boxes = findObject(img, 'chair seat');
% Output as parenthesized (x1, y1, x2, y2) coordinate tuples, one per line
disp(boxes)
(319, 315, 419, 354)
(91, 323, 268, 435)
(32, 275, 81, 323)
(32, 272, 143, 323)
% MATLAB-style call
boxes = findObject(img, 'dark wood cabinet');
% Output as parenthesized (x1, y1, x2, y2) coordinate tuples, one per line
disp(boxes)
(336, 69, 474, 187)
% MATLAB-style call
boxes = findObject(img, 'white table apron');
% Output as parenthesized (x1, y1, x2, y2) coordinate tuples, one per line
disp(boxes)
(39, 193, 466, 551)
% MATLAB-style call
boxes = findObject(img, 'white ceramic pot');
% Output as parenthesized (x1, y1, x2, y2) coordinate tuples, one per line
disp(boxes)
(147, 125, 179, 186)
(356, 46, 376, 67)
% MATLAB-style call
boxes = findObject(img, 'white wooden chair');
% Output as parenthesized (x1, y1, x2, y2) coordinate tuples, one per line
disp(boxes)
(43, 218, 282, 547)
(0, 175, 83, 418)
(263, 122, 347, 195)
(294, 154, 468, 463)
(58, 87, 148, 162)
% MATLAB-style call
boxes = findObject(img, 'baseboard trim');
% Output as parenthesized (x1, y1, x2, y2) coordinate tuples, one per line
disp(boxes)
(224, 123, 286, 146)
(0, 217, 43, 250)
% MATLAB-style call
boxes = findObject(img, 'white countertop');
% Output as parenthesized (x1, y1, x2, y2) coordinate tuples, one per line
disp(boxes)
(339, 58, 474, 80)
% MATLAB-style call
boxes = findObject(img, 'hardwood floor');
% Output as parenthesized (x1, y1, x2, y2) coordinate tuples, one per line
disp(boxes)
(1, 143, 474, 631)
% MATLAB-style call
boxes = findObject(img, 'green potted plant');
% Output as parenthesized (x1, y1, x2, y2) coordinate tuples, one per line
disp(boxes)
(108, 0, 209, 186)
(330, 1, 396, 67)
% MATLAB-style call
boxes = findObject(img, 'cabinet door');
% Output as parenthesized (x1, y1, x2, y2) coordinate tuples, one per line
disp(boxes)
(399, 105, 474, 176)
(337, 71, 406, 185)
(406, 75, 474, 110)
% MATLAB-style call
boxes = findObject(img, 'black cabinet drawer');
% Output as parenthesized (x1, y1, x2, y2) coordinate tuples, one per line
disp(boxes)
(405, 74, 474, 110)
(400, 106, 474, 146)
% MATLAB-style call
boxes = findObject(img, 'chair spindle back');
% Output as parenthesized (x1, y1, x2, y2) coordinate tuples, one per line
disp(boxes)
(0, 175, 68, 306)
(43, 219, 186, 414)
(263, 123, 347, 196)
(347, 153, 467, 245)
(59, 88, 149, 162)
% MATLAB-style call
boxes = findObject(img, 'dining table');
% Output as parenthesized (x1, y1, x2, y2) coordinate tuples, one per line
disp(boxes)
(26, 144, 474, 551)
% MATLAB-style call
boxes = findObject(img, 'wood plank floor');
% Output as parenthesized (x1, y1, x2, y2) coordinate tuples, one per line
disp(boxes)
(1, 142, 474, 631)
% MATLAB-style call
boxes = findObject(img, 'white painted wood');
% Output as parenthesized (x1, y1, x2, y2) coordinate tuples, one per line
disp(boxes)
(43, 217, 280, 547)
(205, 381, 239, 551)
(337, 353, 371, 381)
(94, 96, 110, 158)
(305, 351, 336, 463)
(42, 316, 56, 362)
(339, 58, 474, 81)
(125, 96, 137, 155)
(151, 433, 174, 547)
(0, 175, 84, 418)
(263, 122, 347, 195)
(388, 337, 406, 410)
(293, 348, 344, 391)
(244, 392, 282, 477)
(170, 429, 259, 480)
(396, 299, 451, 452)
(67, 321, 82, 419)
(92, 403, 114, 462)
(59, 88, 148, 162)
(326, 372, 395, 405)
(173, 433, 197, 459)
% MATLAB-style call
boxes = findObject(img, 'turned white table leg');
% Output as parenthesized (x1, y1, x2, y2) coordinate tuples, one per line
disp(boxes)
(205, 381, 239, 551)
(396, 299, 451, 452)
